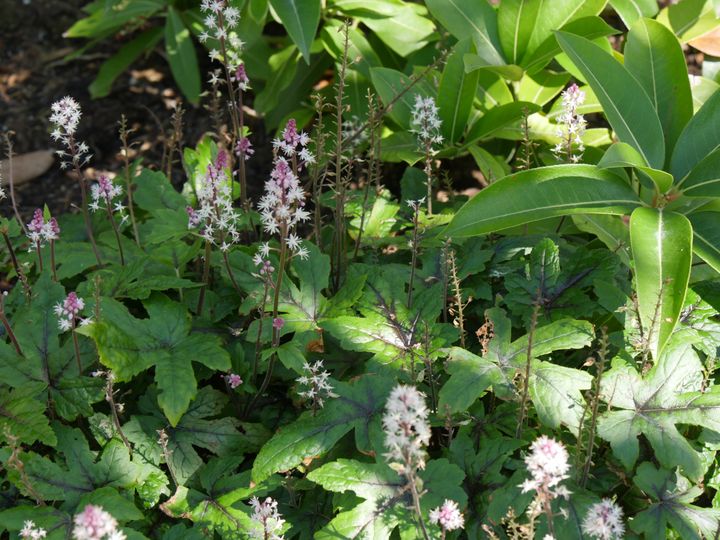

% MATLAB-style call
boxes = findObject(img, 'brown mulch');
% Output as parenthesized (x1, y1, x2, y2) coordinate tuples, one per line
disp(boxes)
(0, 0, 273, 222)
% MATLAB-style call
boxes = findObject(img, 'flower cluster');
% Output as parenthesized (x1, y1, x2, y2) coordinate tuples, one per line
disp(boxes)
(249, 496, 285, 539)
(296, 360, 337, 409)
(520, 435, 571, 499)
(72, 504, 125, 540)
(226, 372, 243, 389)
(20, 521, 47, 539)
(26, 208, 60, 250)
(581, 499, 625, 540)
(235, 135, 254, 160)
(410, 95, 443, 153)
(553, 83, 587, 163)
(186, 150, 241, 251)
(55, 292, 88, 332)
(255, 119, 312, 266)
(90, 175, 127, 222)
(272, 118, 315, 164)
(199, 0, 244, 70)
(50, 96, 91, 170)
(382, 384, 431, 474)
(429, 499, 465, 532)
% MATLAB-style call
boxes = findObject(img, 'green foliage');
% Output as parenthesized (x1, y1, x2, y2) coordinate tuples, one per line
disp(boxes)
(6, 2, 720, 539)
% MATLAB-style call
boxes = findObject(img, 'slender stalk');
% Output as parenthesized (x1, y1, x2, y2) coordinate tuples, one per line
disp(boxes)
(252, 280, 271, 383)
(34, 241, 43, 272)
(70, 141, 102, 267)
(407, 470, 431, 540)
(311, 95, 327, 249)
(221, 250, 242, 296)
(424, 147, 433, 215)
(0, 294, 23, 356)
(332, 21, 351, 291)
(196, 240, 212, 316)
(248, 228, 289, 412)
(104, 197, 125, 266)
(407, 203, 420, 309)
(119, 116, 140, 246)
(580, 327, 608, 488)
(105, 375, 132, 455)
(157, 429, 179, 489)
(516, 298, 541, 439)
(2, 230, 31, 296)
(71, 321, 82, 373)
(3, 134, 27, 236)
(542, 496, 556, 538)
(50, 240, 58, 281)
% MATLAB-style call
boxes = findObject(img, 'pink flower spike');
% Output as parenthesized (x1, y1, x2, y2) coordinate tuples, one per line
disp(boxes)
(227, 373, 243, 389)
(72, 504, 124, 540)
(429, 499, 465, 532)
(28, 209, 44, 233)
(55, 292, 85, 332)
(236, 137, 254, 159)
(273, 317, 285, 330)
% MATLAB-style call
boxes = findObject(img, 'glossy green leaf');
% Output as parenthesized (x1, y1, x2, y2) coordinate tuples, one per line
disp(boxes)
(269, 0, 320, 63)
(670, 89, 720, 181)
(609, 0, 659, 27)
(676, 147, 720, 198)
(517, 70, 571, 107)
(624, 18, 693, 159)
(599, 142, 674, 193)
(369, 67, 434, 129)
(321, 21, 381, 79)
(556, 32, 666, 168)
(599, 339, 720, 479)
(465, 101, 540, 144)
(522, 16, 619, 72)
(425, 0, 504, 65)
(89, 28, 162, 98)
(253, 46, 299, 113)
(656, 0, 720, 42)
(629, 207, 692, 358)
(468, 145, 509, 183)
(165, 8, 200, 104)
(498, 0, 539, 64)
(438, 39, 480, 143)
(689, 212, 720, 273)
(66, 0, 163, 38)
(572, 214, 631, 266)
(359, 7, 435, 57)
(445, 165, 641, 237)
(523, 0, 607, 62)
(464, 53, 523, 80)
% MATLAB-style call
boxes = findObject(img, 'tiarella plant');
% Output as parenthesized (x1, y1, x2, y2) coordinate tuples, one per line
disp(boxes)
(3, 1, 720, 540)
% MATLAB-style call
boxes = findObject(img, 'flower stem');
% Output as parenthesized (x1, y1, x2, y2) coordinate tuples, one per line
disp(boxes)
(0, 295, 23, 356)
(71, 321, 82, 373)
(119, 116, 141, 246)
(50, 240, 57, 281)
(104, 198, 125, 266)
(196, 240, 212, 316)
